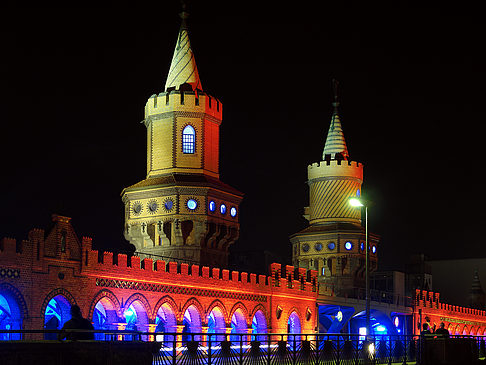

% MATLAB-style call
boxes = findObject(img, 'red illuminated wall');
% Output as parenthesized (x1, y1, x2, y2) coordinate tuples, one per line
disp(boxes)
(414, 289, 486, 336)
(0, 215, 318, 335)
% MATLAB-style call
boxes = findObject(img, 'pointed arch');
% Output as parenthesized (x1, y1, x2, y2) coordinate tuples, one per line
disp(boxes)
(153, 295, 178, 321)
(40, 288, 77, 318)
(180, 297, 204, 323)
(250, 304, 269, 327)
(229, 302, 250, 326)
(88, 289, 121, 320)
(123, 293, 151, 320)
(206, 299, 229, 324)
(285, 307, 303, 328)
(0, 282, 28, 319)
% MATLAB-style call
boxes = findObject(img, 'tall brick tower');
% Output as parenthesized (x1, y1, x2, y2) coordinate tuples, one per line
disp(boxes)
(121, 10, 243, 267)
(290, 83, 379, 295)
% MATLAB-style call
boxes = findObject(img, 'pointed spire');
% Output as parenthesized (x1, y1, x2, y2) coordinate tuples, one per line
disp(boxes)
(164, 5, 203, 92)
(469, 270, 485, 310)
(322, 79, 349, 160)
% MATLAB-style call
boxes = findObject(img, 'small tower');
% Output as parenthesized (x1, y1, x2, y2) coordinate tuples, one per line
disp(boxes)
(469, 270, 485, 310)
(290, 81, 379, 295)
(121, 10, 243, 267)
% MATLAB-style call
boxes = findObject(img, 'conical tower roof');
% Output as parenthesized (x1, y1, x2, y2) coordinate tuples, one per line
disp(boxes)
(322, 81, 349, 160)
(165, 11, 202, 92)
(469, 270, 486, 310)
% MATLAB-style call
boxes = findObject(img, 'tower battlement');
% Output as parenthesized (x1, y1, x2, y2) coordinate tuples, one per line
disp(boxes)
(308, 159, 363, 182)
(145, 90, 222, 121)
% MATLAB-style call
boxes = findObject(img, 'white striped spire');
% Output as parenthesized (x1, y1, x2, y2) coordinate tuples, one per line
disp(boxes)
(165, 11, 202, 92)
(322, 80, 349, 160)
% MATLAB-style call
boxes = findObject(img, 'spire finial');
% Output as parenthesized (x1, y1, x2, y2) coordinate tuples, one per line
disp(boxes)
(165, 0, 203, 92)
(332, 78, 339, 113)
(322, 79, 349, 161)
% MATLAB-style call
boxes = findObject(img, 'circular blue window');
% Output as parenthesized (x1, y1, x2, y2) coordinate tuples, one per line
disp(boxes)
(209, 201, 216, 212)
(187, 199, 197, 210)
(230, 207, 237, 217)
(345, 241, 353, 250)
(360, 242, 365, 251)
(327, 242, 336, 250)
(372, 246, 377, 254)
(220, 204, 227, 215)
(315, 242, 323, 251)
(302, 244, 310, 252)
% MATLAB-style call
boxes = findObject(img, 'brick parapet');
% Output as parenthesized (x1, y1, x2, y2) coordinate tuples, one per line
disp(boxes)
(81, 252, 317, 300)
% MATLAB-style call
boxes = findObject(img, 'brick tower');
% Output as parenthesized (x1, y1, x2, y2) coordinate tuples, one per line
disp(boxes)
(121, 11, 243, 267)
(290, 83, 379, 295)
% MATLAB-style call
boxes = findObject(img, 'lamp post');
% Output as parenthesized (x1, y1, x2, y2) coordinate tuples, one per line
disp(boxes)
(349, 197, 370, 338)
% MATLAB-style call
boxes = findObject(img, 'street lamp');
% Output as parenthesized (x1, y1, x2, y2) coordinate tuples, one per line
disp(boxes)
(349, 196, 370, 338)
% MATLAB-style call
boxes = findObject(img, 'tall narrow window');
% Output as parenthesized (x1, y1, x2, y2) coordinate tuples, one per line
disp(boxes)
(182, 125, 195, 154)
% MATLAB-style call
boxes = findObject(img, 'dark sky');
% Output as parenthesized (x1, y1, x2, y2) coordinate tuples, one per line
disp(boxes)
(1, 2, 485, 271)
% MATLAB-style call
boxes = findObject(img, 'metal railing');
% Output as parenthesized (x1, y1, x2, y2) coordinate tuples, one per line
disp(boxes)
(1, 330, 485, 365)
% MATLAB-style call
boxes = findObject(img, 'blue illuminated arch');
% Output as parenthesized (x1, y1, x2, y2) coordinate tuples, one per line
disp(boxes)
(251, 309, 267, 341)
(44, 295, 72, 340)
(182, 125, 196, 154)
(0, 291, 22, 340)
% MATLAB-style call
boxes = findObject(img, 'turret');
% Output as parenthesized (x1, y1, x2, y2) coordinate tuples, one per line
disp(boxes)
(121, 9, 243, 268)
(290, 81, 379, 296)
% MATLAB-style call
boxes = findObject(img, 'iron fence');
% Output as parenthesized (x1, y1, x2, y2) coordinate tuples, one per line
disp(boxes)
(1, 330, 485, 365)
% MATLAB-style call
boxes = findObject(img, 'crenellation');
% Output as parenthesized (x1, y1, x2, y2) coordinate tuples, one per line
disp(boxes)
(118, 253, 127, 268)
(0, 237, 17, 254)
(241, 272, 248, 283)
(141, 258, 153, 272)
(222, 269, 229, 280)
(202, 266, 210, 278)
(212, 267, 220, 279)
(154, 260, 166, 272)
(231, 271, 239, 282)
(191, 265, 199, 276)
(103, 252, 114, 266)
(131, 256, 141, 269)
(168, 261, 178, 274)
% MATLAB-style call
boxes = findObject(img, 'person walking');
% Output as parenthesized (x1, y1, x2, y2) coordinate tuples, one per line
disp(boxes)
(58, 305, 94, 340)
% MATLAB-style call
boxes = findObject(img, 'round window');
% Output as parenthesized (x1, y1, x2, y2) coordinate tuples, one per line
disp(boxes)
(187, 199, 198, 210)
(164, 199, 174, 211)
(360, 242, 365, 251)
(327, 242, 336, 250)
(345, 241, 353, 250)
(209, 201, 216, 212)
(315, 242, 323, 251)
(220, 204, 227, 215)
(302, 244, 310, 252)
(372, 246, 377, 254)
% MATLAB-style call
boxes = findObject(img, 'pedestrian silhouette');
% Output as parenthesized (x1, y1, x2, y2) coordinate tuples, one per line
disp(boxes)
(434, 322, 450, 338)
(58, 305, 94, 340)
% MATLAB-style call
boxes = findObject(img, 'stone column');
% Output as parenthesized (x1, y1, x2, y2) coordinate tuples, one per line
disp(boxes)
(115, 323, 126, 341)
(175, 324, 186, 349)
(147, 323, 157, 342)
(201, 326, 209, 347)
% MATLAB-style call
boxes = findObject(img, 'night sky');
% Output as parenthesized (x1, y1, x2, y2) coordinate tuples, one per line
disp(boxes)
(1, 2, 485, 272)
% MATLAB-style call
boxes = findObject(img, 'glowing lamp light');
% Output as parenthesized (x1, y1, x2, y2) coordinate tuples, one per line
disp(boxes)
(368, 342, 375, 355)
(124, 309, 134, 318)
(359, 327, 367, 336)
(336, 311, 343, 322)
(230, 207, 237, 217)
(349, 197, 364, 207)
(345, 241, 353, 250)
(375, 325, 387, 333)
(372, 246, 377, 254)
(209, 201, 216, 212)
(394, 316, 400, 327)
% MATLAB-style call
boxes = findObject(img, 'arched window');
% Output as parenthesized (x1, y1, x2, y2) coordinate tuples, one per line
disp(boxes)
(182, 125, 195, 154)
